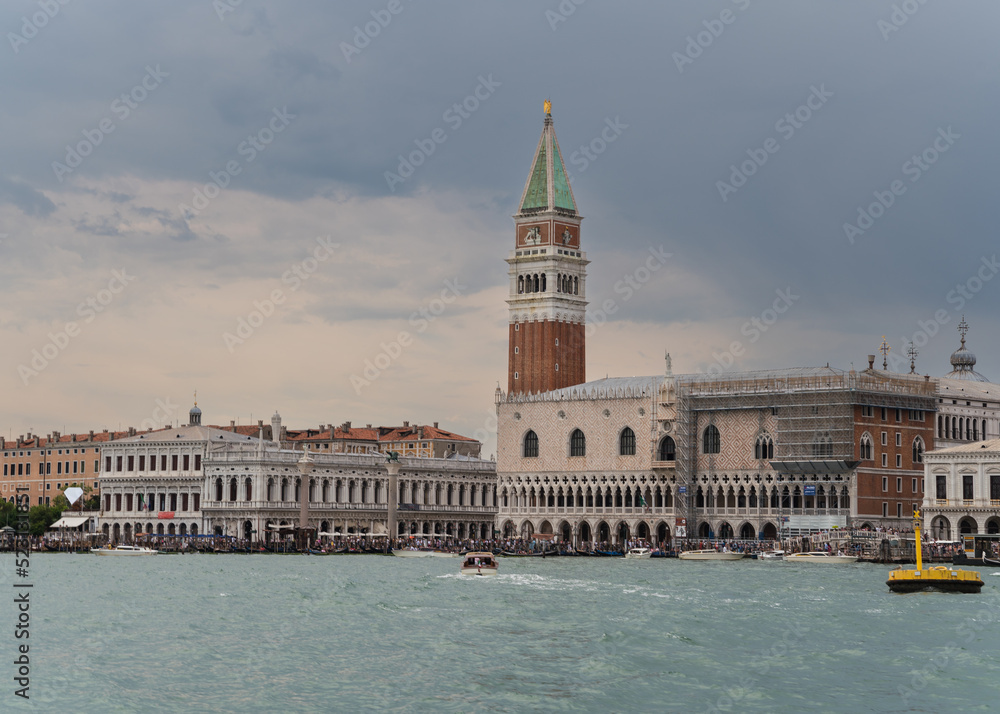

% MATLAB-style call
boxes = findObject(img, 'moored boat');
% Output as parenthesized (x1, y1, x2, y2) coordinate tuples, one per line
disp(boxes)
(785, 552, 857, 563)
(758, 550, 785, 560)
(888, 508, 982, 594)
(461, 551, 498, 576)
(91, 545, 157, 556)
(678, 549, 744, 561)
(624, 547, 651, 559)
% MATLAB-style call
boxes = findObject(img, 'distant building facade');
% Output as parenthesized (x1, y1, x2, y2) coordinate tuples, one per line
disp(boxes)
(496, 364, 937, 545)
(922, 438, 1000, 540)
(200, 445, 497, 542)
(1, 430, 123, 508)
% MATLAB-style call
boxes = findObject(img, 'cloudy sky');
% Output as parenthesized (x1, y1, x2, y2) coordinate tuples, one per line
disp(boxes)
(2, 0, 998, 457)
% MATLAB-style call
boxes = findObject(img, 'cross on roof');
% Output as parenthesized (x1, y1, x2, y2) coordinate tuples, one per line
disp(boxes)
(878, 336, 891, 370)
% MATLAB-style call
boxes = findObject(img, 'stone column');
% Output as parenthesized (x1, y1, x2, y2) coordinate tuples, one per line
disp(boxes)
(297, 448, 315, 549)
(386, 461, 400, 541)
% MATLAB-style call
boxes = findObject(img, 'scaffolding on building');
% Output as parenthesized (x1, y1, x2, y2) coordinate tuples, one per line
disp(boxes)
(662, 368, 937, 538)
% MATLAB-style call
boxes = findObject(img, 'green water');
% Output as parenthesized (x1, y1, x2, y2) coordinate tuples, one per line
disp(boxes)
(3, 554, 998, 712)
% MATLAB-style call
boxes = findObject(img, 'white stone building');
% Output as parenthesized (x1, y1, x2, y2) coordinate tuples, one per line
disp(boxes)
(201, 444, 498, 542)
(931, 321, 1000, 448)
(922, 438, 1000, 540)
(96, 404, 262, 542)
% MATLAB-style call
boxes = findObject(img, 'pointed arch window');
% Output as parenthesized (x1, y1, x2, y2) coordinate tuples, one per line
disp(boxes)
(658, 436, 676, 461)
(912, 436, 924, 464)
(860, 433, 873, 461)
(523, 430, 539, 458)
(570, 429, 586, 457)
(619, 427, 636, 456)
(703, 425, 720, 454)
(754, 434, 774, 460)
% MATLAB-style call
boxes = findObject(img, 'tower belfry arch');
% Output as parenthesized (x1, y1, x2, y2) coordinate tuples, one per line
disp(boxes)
(507, 102, 588, 395)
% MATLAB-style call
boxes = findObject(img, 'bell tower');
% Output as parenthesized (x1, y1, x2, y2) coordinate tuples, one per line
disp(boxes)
(507, 101, 588, 395)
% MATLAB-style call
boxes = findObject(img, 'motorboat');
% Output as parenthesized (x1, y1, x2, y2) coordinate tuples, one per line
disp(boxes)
(461, 551, 498, 576)
(678, 549, 744, 561)
(624, 547, 652, 559)
(786, 551, 857, 563)
(888, 509, 982, 593)
(758, 550, 785, 560)
(90, 545, 157, 556)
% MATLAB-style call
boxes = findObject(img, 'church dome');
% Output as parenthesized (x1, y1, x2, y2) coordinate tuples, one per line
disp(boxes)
(944, 318, 989, 382)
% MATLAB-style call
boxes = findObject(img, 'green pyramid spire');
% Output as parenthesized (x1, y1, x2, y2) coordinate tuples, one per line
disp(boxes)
(518, 102, 578, 216)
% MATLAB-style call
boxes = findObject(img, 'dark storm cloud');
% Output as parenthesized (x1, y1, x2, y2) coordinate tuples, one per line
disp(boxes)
(1, 0, 998, 391)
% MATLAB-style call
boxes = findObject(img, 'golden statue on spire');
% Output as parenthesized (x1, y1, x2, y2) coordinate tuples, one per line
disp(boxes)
(544, 99, 552, 115)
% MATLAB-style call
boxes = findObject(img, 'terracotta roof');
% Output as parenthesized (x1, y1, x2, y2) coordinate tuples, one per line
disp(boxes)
(3, 430, 139, 449)
(284, 424, 477, 444)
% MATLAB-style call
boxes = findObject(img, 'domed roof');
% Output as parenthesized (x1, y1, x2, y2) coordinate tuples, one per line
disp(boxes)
(944, 318, 989, 382)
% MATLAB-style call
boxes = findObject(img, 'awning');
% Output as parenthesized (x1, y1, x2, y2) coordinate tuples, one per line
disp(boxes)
(768, 460, 859, 475)
(49, 516, 90, 529)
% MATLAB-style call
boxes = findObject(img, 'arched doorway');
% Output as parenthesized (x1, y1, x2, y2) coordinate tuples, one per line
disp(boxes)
(521, 520, 534, 539)
(112, 523, 121, 542)
(986, 518, 1000, 535)
(718, 522, 733, 539)
(699, 522, 711, 539)
(597, 521, 610, 544)
(560, 521, 571, 542)
(931, 516, 951, 540)
(502, 520, 516, 538)
(656, 522, 670, 546)
(636, 522, 650, 541)
(761, 522, 777, 540)
(539, 520, 553, 535)
(243, 520, 253, 541)
(960, 517, 978, 535)
(617, 522, 630, 544)
(739, 523, 755, 540)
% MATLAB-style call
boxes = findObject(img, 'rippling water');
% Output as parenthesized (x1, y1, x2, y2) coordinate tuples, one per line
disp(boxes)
(3, 553, 998, 712)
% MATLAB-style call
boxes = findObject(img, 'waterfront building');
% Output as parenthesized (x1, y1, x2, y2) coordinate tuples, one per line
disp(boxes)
(1, 430, 124, 507)
(922, 438, 1000, 540)
(496, 363, 936, 545)
(96, 403, 262, 541)
(200, 443, 497, 542)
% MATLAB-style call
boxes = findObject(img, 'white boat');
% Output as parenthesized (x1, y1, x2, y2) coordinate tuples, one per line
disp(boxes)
(785, 551, 857, 563)
(759, 550, 785, 560)
(91, 545, 157, 556)
(624, 547, 652, 559)
(393, 548, 459, 558)
(678, 549, 745, 561)
(461, 552, 498, 576)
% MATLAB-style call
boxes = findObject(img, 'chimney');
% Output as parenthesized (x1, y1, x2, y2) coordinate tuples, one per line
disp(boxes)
(403, 421, 409, 428)
(417, 427, 424, 440)
(867, 355, 875, 370)
(231, 420, 236, 428)
(89, 430, 94, 441)
(366, 424, 371, 429)
(433, 422, 438, 429)
(343, 421, 351, 431)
